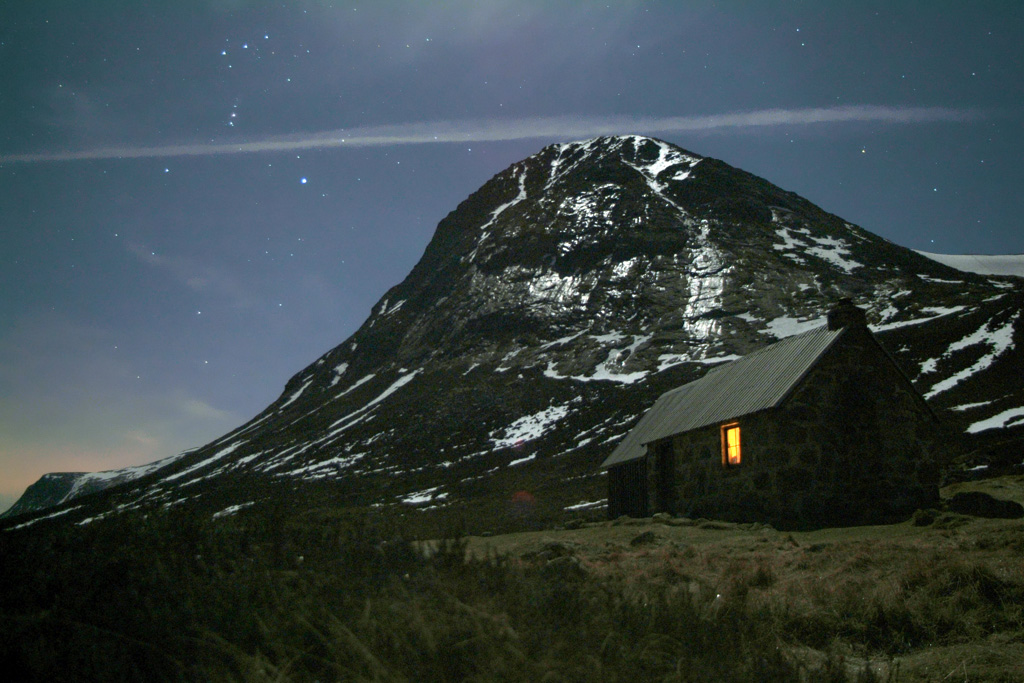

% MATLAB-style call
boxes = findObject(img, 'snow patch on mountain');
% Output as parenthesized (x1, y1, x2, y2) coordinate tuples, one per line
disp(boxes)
(925, 313, 1019, 399)
(870, 306, 968, 332)
(253, 443, 313, 474)
(774, 227, 811, 249)
(227, 412, 275, 441)
(280, 377, 314, 409)
(539, 329, 589, 350)
(622, 136, 701, 197)
(378, 298, 406, 317)
(543, 357, 648, 384)
(699, 354, 743, 365)
(11, 505, 84, 530)
(401, 486, 447, 505)
(467, 265, 594, 319)
(918, 275, 964, 285)
(335, 373, 376, 398)
(622, 140, 699, 211)
(213, 502, 254, 519)
(319, 370, 422, 443)
(492, 403, 572, 448)
(564, 499, 606, 511)
(967, 406, 1024, 434)
(774, 228, 861, 273)
(163, 441, 247, 482)
(467, 166, 528, 262)
(655, 352, 692, 372)
(656, 351, 743, 372)
(590, 334, 651, 383)
(545, 140, 593, 190)
(328, 362, 349, 387)
(951, 400, 995, 412)
(181, 450, 267, 485)
(763, 315, 827, 338)
(508, 453, 536, 467)
(805, 243, 862, 273)
(285, 452, 368, 479)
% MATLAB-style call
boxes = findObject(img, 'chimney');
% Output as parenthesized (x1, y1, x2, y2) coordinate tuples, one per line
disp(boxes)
(827, 298, 867, 330)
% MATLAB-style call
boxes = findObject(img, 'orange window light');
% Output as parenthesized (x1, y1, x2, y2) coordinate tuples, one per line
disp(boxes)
(722, 423, 741, 466)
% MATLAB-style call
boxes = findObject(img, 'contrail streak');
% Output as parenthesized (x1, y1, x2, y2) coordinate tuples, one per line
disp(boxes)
(0, 105, 977, 163)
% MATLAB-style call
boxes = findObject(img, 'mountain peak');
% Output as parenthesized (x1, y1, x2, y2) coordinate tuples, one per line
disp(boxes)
(6, 139, 1023, 529)
(537, 135, 705, 181)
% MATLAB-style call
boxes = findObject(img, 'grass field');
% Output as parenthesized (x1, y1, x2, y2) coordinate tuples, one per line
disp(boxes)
(457, 475, 1024, 681)
(1, 476, 1022, 681)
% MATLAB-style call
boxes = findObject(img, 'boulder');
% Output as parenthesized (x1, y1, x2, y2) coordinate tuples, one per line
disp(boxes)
(946, 491, 1024, 519)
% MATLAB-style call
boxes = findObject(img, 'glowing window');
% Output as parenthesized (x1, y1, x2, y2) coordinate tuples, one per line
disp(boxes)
(721, 423, 741, 467)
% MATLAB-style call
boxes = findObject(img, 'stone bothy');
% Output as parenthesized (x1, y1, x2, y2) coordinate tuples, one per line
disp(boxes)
(600, 301, 942, 529)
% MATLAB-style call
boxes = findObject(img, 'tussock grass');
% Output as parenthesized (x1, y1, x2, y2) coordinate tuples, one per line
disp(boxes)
(3, 493, 1024, 680)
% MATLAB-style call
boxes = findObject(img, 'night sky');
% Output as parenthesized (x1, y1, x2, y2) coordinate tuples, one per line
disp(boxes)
(2, 1, 1022, 510)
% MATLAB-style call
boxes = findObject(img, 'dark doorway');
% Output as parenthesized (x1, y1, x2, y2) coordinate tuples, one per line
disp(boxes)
(655, 441, 677, 514)
(608, 459, 648, 518)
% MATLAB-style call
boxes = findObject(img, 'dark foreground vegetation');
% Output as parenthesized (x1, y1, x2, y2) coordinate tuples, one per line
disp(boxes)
(3, 482, 1024, 681)
(0, 507, 795, 681)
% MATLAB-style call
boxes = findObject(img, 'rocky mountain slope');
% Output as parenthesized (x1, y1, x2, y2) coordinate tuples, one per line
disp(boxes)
(5, 136, 1022, 529)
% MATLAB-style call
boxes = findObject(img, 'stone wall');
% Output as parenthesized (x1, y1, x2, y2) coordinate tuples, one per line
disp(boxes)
(647, 325, 943, 529)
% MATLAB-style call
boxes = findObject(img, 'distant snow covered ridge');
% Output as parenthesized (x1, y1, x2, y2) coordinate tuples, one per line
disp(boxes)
(916, 252, 1024, 278)
(4, 451, 191, 518)
(65, 452, 188, 494)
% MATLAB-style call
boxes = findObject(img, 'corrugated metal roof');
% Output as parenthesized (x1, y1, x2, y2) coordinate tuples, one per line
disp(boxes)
(600, 325, 844, 469)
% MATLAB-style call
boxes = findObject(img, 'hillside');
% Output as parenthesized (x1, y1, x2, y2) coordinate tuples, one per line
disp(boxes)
(4, 135, 1023, 529)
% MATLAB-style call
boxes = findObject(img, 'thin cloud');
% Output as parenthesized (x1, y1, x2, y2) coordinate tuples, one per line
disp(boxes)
(1, 105, 978, 163)
(127, 242, 258, 309)
(178, 397, 237, 422)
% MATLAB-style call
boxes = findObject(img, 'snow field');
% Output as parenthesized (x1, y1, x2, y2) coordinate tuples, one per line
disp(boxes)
(916, 252, 1024, 278)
